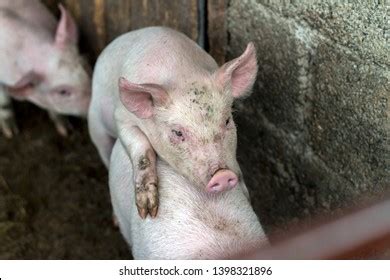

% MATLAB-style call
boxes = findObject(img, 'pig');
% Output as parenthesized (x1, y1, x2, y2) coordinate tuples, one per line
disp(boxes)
(109, 140, 268, 259)
(88, 27, 257, 218)
(0, 0, 91, 138)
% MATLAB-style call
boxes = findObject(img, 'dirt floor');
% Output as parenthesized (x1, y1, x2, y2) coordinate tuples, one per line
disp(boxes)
(0, 102, 130, 259)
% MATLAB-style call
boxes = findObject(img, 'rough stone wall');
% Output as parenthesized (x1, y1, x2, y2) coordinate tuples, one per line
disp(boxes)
(227, 0, 389, 233)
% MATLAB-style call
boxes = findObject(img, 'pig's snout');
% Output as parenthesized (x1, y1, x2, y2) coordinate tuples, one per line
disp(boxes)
(206, 169, 238, 193)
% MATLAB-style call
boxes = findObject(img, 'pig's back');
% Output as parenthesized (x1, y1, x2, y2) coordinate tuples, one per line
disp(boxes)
(0, 0, 56, 84)
(99, 26, 218, 85)
(109, 141, 268, 260)
(94, 26, 219, 99)
(0, 0, 56, 32)
(91, 27, 219, 136)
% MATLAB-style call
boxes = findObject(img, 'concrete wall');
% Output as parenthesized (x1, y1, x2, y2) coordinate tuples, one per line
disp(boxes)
(227, 0, 389, 233)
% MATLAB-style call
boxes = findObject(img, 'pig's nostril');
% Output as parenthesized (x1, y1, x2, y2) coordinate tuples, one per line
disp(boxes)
(228, 177, 238, 187)
(210, 183, 221, 192)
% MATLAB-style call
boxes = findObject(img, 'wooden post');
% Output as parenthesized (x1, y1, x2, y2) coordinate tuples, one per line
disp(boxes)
(207, 0, 227, 65)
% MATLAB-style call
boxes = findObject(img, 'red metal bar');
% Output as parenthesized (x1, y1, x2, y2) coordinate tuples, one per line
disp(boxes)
(242, 198, 390, 259)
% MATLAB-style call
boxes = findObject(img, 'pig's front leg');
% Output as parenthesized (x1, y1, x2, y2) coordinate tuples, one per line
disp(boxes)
(48, 111, 72, 137)
(0, 88, 18, 138)
(119, 126, 159, 219)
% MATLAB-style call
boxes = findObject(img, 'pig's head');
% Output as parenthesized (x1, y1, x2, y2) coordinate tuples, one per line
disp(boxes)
(119, 43, 257, 193)
(8, 5, 91, 116)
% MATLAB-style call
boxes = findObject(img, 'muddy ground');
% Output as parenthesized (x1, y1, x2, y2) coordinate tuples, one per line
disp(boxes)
(0, 102, 130, 259)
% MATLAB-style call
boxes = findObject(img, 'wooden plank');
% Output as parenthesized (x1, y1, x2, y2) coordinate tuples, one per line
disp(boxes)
(104, 0, 131, 43)
(208, 0, 227, 65)
(131, 0, 198, 41)
(76, 0, 107, 58)
(42, 0, 199, 61)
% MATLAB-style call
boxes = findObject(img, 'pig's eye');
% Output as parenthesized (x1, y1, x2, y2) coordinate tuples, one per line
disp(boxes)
(172, 129, 183, 137)
(171, 129, 185, 141)
(225, 117, 231, 126)
(57, 89, 71, 97)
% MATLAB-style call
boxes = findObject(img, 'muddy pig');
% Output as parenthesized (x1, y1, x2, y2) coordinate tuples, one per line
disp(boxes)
(109, 140, 268, 259)
(89, 27, 258, 218)
(0, 0, 90, 137)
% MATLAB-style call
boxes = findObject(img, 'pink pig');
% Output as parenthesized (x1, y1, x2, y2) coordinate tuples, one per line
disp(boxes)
(0, 0, 90, 137)
(89, 27, 257, 218)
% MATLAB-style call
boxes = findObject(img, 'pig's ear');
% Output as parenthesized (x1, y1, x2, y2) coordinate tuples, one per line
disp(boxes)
(7, 71, 41, 99)
(118, 77, 169, 119)
(54, 4, 78, 48)
(215, 42, 258, 98)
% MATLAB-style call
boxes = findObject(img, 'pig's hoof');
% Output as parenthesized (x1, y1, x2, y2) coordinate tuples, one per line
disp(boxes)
(54, 118, 72, 137)
(112, 214, 119, 228)
(49, 113, 72, 137)
(57, 119, 73, 137)
(0, 116, 19, 138)
(135, 182, 159, 219)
